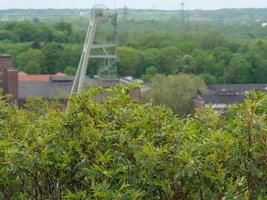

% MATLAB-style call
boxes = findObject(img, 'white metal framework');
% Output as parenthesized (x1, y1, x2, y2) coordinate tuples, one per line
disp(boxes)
(70, 4, 118, 96)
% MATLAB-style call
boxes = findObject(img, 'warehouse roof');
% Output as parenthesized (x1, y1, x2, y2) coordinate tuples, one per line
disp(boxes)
(200, 84, 267, 104)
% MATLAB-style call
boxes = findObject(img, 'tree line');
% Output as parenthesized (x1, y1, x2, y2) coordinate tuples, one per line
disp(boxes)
(0, 18, 266, 84)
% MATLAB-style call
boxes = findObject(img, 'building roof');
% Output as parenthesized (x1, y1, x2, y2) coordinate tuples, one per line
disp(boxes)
(18, 75, 141, 100)
(18, 72, 66, 81)
(200, 84, 267, 104)
(19, 77, 91, 99)
(0, 54, 12, 58)
(50, 75, 74, 82)
(19, 81, 69, 99)
(208, 84, 267, 93)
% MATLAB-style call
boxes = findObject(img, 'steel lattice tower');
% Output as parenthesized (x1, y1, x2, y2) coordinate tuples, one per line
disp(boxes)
(70, 4, 118, 96)
(180, 1, 185, 23)
(123, 0, 129, 24)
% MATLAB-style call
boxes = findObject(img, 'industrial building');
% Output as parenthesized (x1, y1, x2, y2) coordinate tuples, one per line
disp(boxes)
(194, 84, 267, 110)
(0, 55, 141, 106)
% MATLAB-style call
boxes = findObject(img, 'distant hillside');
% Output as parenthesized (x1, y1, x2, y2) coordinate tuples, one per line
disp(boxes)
(186, 9, 267, 24)
(1, 8, 267, 24)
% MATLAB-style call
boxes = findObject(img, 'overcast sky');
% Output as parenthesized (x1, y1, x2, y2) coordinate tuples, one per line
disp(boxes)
(1, 0, 267, 10)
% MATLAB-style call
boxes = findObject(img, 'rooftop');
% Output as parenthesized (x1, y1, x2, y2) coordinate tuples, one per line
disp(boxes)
(200, 84, 267, 105)
(18, 71, 66, 81)
(0, 54, 12, 58)
(17, 73, 141, 100)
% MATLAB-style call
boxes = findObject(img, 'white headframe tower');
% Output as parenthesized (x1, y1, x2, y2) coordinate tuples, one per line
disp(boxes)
(70, 4, 118, 96)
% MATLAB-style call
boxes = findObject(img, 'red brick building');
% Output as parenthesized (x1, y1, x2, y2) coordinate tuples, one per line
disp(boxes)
(0, 54, 18, 103)
(0, 55, 141, 106)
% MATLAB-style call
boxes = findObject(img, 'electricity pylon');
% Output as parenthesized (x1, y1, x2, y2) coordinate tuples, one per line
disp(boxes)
(123, 0, 129, 25)
(180, 1, 185, 23)
(70, 4, 118, 97)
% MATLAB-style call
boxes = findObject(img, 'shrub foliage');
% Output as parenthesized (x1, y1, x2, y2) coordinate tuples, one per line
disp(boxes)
(0, 86, 266, 199)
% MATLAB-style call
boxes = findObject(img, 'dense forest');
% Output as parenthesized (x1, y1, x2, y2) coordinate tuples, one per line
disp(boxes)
(0, 9, 266, 84)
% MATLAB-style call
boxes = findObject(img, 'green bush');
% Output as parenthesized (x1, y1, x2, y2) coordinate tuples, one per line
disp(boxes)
(143, 74, 206, 116)
(0, 86, 266, 199)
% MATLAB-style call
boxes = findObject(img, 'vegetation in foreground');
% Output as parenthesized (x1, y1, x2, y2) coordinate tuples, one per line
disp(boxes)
(0, 86, 266, 199)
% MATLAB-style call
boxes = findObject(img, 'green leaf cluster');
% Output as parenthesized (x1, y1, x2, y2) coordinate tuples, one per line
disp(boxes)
(0, 86, 266, 199)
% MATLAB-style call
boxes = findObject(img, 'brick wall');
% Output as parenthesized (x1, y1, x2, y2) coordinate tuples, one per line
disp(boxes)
(0, 55, 18, 104)
(129, 88, 141, 101)
(0, 55, 12, 85)
(0, 55, 12, 70)
(193, 94, 205, 109)
(5, 70, 18, 103)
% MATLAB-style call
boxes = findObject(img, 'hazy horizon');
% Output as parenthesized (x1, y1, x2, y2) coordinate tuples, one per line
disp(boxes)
(1, 0, 267, 10)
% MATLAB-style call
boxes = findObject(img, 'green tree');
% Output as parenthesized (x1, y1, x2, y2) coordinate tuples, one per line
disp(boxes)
(224, 54, 254, 83)
(200, 73, 217, 84)
(212, 47, 232, 65)
(143, 74, 206, 116)
(31, 41, 41, 49)
(176, 40, 200, 54)
(5, 22, 34, 42)
(201, 32, 226, 49)
(52, 31, 69, 43)
(32, 17, 40, 24)
(23, 61, 41, 74)
(0, 30, 17, 42)
(158, 47, 179, 74)
(54, 21, 73, 36)
(142, 48, 160, 68)
(245, 49, 267, 83)
(64, 66, 76, 75)
(176, 55, 196, 74)
(16, 48, 45, 71)
(137, 33, 176, 48)
(62, 44, 82, 69)
(116, 46, 142, 76)
(42, 43, 65, 73)
(141, 66, 158, 81)
(253, 59, 267, 83)
(32, 24, 53, 42)
(192, 49, 216, 74)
